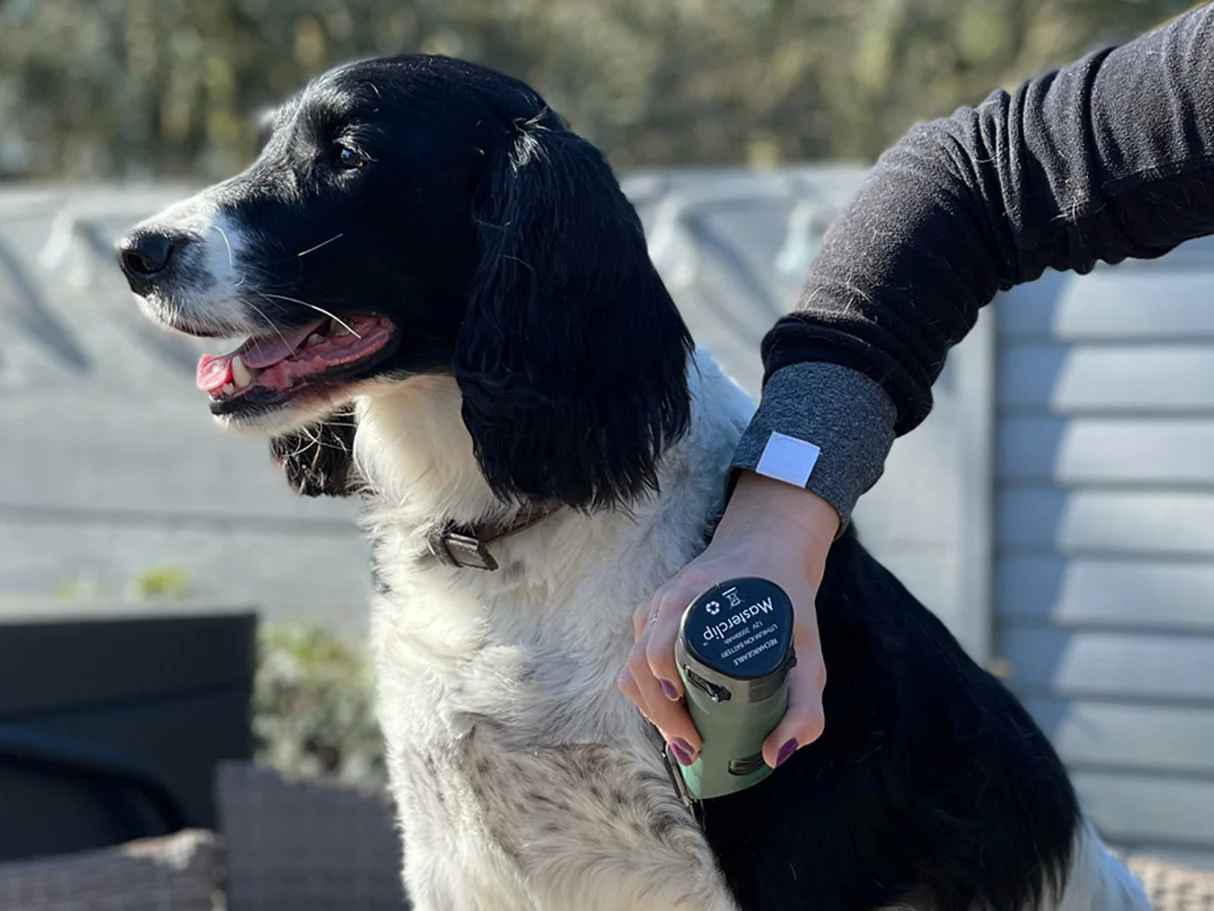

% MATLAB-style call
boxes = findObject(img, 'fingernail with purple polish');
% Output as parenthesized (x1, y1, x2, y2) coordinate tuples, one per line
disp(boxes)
(669, 739, 695, 766)
(775, 739, 799, 767)
(659, 679, 680, 701)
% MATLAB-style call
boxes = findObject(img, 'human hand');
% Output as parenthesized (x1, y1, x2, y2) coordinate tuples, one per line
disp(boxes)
(618, 471, 839, 769)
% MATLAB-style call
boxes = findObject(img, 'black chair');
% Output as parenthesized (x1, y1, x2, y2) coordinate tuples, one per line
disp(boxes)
(0, 606, 255, 861)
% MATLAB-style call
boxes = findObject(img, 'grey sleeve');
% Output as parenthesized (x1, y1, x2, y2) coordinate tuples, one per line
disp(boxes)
(729, 361, 897, 531)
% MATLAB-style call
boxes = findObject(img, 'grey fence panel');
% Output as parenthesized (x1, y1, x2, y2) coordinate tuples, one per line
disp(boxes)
(996, 249, 1214, 864)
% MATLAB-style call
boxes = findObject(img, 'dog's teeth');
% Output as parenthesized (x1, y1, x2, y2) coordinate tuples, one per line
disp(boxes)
(221, 383, 235, 395)
(306, 333, 324, 346)
(231, 355, 256, 388)
(333, 324, 351, 337)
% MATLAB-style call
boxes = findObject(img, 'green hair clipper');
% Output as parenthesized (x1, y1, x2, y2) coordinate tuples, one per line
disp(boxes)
(670, 578, 796, 801)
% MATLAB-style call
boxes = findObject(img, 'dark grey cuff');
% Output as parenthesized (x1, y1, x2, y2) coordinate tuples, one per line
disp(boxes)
(729, 362, 897, 532)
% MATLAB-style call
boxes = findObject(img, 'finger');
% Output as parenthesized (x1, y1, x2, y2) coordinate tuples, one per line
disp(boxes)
(636, 561, 717, 641)
(627, 638, 702, 757)
(644, 589, 693, 699)
(616, 664, 653, 725)
(633, 594, 658, 640)
(621, 623, 656, 714)
(625, 624, 662, 715)
(762, 650, 826, 769)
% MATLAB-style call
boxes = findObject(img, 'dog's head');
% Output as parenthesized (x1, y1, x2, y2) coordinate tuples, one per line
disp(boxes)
(119, 55, 692, 509)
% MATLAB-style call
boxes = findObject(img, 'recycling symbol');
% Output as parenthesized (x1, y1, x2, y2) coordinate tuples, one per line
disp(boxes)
(705, 600, 721, 616)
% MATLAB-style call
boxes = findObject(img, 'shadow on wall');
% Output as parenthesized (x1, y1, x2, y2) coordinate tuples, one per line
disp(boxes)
(0, 228, 90, 372)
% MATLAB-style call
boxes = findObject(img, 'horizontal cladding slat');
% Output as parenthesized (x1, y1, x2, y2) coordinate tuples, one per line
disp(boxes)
(1022, 697, 1214, 775)
(1074, 771, 1214, 848)
(997, 417, 1214, 485)
(0, 515, 371, 628)
(997, 556, 1214, 632)
(998, 344, 1214, 413)
(1000, 628, 1214, 702)
(998, 488, 1214, 556)
(999, 270, 1214, 341)
(0, 399, 358, 527)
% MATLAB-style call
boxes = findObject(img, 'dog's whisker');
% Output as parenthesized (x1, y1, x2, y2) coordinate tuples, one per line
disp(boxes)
(243, 295, 295, 353)
(212, 224, 236, 273)
(255, 291, 363, 338)
(213, 223, 263, 295)
(297, 233, 345, 258)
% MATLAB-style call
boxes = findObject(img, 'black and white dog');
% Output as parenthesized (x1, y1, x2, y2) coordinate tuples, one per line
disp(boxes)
(118, 56, 1151, 911)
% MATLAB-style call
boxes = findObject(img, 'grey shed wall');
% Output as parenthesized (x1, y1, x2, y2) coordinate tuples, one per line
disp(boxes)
(995, 239, 1214, 868)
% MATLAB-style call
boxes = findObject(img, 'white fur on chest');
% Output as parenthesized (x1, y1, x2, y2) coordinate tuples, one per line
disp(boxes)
(354, 353, 753, 911)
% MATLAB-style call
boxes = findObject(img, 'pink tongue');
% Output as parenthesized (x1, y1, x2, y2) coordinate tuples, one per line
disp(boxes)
(196, 354, 233, 393)
(241, 320, 327, 368)
(194, 320, 327, 393)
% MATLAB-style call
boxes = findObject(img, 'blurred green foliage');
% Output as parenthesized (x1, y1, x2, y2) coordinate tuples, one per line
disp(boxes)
(49, 564, 192, 600)
(0, 0, 1199, 180)
(130, 564, 192, 600)
(253, 619, 385, 785)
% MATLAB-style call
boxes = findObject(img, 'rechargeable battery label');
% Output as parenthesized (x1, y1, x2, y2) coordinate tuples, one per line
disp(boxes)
(721, 623, 780, 667)
(685, 580, 793, 678)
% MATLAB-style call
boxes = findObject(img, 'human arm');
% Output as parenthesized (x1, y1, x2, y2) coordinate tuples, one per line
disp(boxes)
(625, 3, 1214, 765)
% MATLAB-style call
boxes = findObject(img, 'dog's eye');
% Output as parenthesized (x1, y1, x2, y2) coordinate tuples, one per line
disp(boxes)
(333, 145, 367, 170)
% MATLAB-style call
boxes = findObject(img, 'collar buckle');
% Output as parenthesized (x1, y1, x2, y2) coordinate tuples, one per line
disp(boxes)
(423, 502, 560, 572)
(426, 528, 500, 571)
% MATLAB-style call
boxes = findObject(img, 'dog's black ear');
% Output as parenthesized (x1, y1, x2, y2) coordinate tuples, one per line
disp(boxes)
(270, 407, 358, 497)
(454, 113, 693, 510)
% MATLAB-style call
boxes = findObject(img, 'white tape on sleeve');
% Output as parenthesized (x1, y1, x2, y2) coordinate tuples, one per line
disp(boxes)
(754, 431, 821, 488)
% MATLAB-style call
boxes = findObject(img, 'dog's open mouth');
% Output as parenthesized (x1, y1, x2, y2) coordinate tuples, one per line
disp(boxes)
(196, 314, 396, 414)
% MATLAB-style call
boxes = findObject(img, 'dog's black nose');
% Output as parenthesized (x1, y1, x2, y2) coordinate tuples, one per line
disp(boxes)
(117, 230, 179, 291)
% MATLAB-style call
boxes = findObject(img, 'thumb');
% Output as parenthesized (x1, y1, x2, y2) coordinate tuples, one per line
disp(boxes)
(761, 657, 826, 769)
